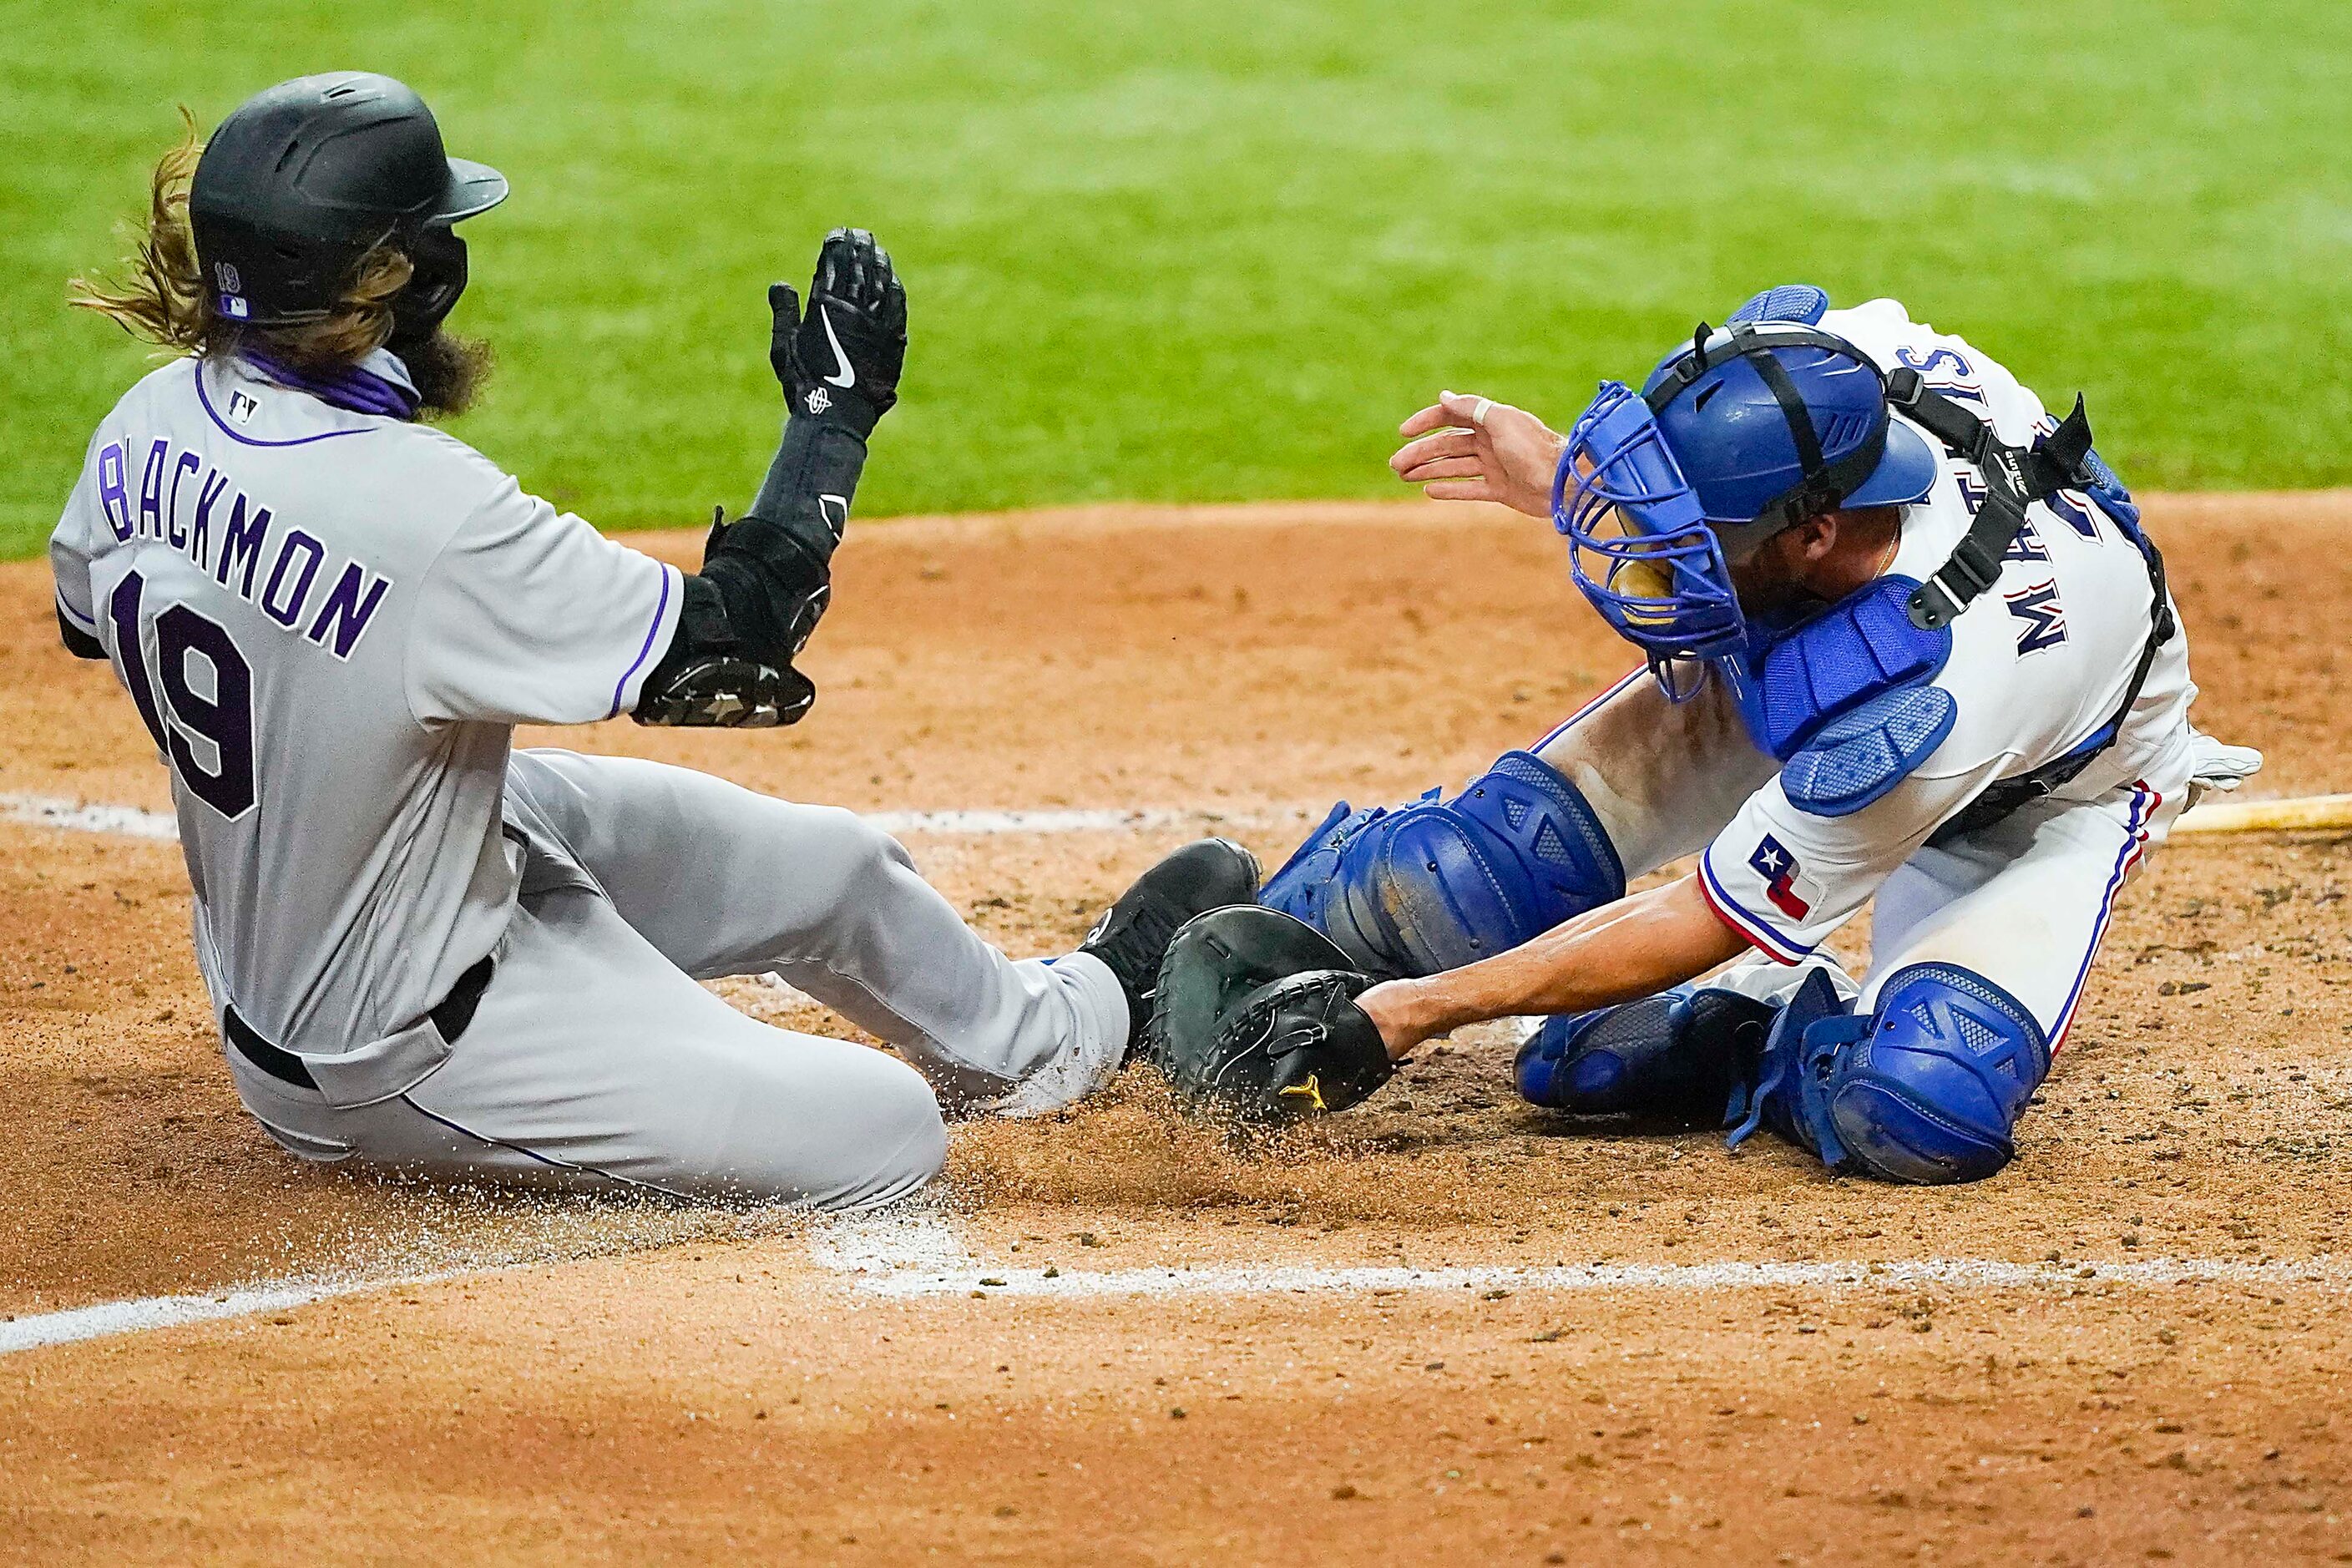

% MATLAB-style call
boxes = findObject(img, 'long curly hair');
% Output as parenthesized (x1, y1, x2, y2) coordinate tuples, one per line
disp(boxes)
(68, 112, 417, 373)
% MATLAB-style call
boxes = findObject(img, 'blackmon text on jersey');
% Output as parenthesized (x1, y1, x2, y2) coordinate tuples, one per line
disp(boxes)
(94, 436, 395, 661)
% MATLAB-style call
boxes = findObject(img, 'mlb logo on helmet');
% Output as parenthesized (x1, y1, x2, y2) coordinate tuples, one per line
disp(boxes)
(214, 260, 248, 318)
(1747, 834, 1811, 920)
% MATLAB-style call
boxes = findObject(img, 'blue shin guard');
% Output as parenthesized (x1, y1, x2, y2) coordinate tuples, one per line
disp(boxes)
(1260, 751, 1626, 979)
(1515, 985, 1775, 1120)
(1725, 964, 2049, 1185)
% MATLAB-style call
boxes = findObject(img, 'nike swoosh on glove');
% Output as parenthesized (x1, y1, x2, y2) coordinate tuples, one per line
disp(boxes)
(769, 227, 908, 431)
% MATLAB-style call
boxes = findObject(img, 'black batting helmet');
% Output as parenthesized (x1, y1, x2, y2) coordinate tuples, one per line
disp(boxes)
(190, 72, 506, 337)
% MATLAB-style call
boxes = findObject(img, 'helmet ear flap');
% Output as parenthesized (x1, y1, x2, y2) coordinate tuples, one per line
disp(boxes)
(390, 226, 468, 345)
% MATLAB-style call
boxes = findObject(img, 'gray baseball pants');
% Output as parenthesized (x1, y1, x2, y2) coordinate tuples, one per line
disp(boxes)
(222, 750, 1130, 1208)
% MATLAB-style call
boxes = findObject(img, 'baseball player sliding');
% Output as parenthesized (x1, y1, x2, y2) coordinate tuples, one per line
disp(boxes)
(1152, 286, 2260, 1186)
(53, 73, 1256, 1206)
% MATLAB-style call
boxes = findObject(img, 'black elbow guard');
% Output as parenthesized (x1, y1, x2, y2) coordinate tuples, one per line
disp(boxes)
(633, 513, 832, 729)
(635, 402, 852, 729)
(697, 513, 832, 663)
(634, 574, 817, 728)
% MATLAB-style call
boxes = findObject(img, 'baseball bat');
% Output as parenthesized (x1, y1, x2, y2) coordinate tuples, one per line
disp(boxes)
(2171, 792, 2352, 836)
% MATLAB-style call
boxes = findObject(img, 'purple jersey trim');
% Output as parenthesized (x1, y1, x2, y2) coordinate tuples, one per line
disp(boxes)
(1697, 847, 1814, 964)
(55, 591, 98, 633)
(194, 362, 372, 449)
(241, 350, 419, 420)
(2048, 781, 2157, 1050)
(606, 564, 676, 720)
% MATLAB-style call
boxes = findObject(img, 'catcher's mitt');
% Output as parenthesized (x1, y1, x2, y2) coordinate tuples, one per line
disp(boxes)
(1148, 906, 1395, 1124)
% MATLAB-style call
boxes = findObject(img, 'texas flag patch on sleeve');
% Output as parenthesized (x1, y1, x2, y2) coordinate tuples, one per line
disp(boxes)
(1698, 810, 1849, 964)
(1747, 835, 1812, 919)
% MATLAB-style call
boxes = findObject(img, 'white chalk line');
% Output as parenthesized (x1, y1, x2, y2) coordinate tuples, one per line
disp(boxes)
(12, 1219, 2344, 1359)
(0, 1273, 460, 1357)
(856, 1257, 2352, 1301)
(822, 1220, 2352, 1302)
(0, 1207, 964, 1358)
(0, 792, 1310, 845)
(0, 792, 180, 840)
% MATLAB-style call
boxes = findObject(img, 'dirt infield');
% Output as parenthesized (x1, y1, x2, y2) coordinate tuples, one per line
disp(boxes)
(1, 496, 2348, 1564)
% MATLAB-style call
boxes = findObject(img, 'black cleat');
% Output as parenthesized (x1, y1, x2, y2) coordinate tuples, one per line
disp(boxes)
(1080, 837, 1262, 1037)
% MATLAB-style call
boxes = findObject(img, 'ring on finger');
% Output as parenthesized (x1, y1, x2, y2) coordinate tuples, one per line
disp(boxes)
(1471, 397, 1494, 427)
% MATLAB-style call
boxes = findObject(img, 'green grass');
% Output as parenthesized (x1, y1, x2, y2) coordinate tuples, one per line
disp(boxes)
(7, 0, 2351, 557)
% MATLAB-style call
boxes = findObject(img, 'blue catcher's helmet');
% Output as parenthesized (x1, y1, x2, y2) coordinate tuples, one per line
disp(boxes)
(1555, 309, 1940, 695)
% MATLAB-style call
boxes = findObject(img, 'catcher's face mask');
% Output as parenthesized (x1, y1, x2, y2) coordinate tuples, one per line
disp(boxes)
(1555, 381, 1745, 700)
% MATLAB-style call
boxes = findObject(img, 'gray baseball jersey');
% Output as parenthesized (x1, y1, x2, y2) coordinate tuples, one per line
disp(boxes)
(52, 349, 682, 1051)
(53, 349, 1130, 1203)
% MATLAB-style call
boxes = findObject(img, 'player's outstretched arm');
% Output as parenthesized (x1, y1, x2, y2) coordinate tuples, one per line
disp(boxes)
(1389, 391, 1568, 518)
(635, 229, 908, 727)
(1146, 873, 1750, 1126)
(1354, 873, 1751, 1058)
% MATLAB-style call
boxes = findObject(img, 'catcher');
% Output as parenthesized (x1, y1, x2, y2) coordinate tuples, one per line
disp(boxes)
(1152, 287, 2258, 1185)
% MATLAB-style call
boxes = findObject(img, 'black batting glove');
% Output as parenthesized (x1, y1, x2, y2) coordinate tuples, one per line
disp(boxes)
(768, 228, 908, 437)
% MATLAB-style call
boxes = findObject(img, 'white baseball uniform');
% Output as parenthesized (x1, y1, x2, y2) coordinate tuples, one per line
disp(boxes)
(1536, 299, 2255, 1045)
(50, 350, 1130, 1205)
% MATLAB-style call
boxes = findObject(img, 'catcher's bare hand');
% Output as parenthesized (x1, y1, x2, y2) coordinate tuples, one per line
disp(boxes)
(1390, 391, 1567, 518)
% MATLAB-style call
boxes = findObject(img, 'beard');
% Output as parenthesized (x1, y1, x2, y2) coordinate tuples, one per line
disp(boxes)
(397, 327, 494, 421)
(1726, 548, 1813, 629)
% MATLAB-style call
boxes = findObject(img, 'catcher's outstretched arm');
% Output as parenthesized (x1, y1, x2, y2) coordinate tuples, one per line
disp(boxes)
(1355, 873, 1749, 1058)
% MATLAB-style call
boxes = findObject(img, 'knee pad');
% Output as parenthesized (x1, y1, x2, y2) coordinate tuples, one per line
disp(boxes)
(1727, 964, 2047, 1185)
(1515, 985, 1773, 1120)
(1829, 964, 2050, 1184)
(1260, 751, 1626, 979)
